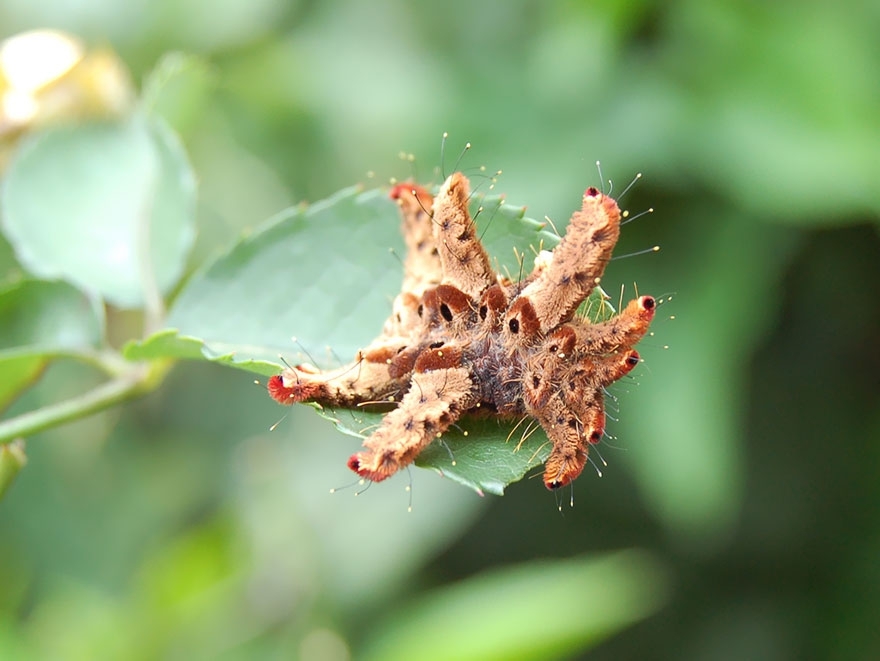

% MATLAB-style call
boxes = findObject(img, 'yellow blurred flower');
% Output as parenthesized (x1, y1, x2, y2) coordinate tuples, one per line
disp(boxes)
(0, 29, 135, 164)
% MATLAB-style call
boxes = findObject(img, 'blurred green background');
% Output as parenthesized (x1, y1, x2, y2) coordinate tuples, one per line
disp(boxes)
(1, 0, 879, 658)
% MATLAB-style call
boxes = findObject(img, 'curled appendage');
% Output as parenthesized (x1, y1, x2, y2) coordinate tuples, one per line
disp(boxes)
(432, 173, 495, 299)
(597, 349, 641, 387)
(540, 393, 607, 489)
(390, 181, 434, 212)
(535, 349, 641, 489)
(267, 345, 410, 408)
(562, 349, 641, 397)
(267, 370, 324, 405)
(532, 391, 602, 489)
(347, 365, 477, 482)
(390, 182, 443, 297)
(519, 187, 622, 332)
(549, 397, 606, 489)
(574, 295, 656, 353)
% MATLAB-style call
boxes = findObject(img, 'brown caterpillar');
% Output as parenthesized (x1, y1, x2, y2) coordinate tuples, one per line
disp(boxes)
(268, 173, 655, 489)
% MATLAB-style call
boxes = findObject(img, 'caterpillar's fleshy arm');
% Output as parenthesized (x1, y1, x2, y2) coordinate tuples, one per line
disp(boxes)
(518, 187, 622, 332)
(432, 173, 495, 300)
(347, 345, 477, 482)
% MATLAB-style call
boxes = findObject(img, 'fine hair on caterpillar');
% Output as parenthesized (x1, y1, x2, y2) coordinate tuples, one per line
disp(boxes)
(269, 157, 657, 490)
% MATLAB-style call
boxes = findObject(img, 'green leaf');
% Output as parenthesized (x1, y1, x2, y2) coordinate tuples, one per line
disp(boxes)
(360, 550, 669, 661)
(122, 328, 279, 377)
(167, 187, 398, 364)
(1, 115, 196, 308)
(415, 417, 551, 496)
(141, 52, 216, 135)
(0, 278, 104, 411)
(310, 405, 551, 496)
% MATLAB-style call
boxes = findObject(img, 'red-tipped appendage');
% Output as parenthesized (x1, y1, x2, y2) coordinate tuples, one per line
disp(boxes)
(347, 453, 393, 483)
(390, 182, 433, 208)
(266, 371, 324, 405)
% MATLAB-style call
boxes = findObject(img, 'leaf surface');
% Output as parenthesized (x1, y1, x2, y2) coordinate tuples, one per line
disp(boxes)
(360, 550, 669, 661)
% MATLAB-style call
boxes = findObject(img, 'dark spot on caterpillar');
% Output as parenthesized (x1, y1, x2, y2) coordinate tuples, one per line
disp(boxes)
(440, 303, 453, 322)
(509, 318, 519, 333)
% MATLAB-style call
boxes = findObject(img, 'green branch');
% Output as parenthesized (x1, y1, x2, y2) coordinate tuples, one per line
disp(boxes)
(0, 361, 170, 445)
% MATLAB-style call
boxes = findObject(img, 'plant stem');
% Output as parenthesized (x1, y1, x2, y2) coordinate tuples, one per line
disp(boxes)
(0, 362, 167, 445)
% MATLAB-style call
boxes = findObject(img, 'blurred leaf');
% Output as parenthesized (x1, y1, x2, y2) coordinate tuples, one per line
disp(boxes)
(23, 579, 136, 660)
(141, 52, 215, 135)
(0, 278, 104, 411)
(669, 2, 880, 223)
(270, 405, 492, 611)
(136, 516, 239, 614)
(624, 209, 799, 543)
(0, 620, 31, 661)
(1, 115, 196, 307)
(0, 355, 46, 415)
(0, 440, 26, 500)
(360, 550, 669, 661)
(0, 233, 22, 285)
(0, 278, 104, 349)
(134, 0, 289, 54)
